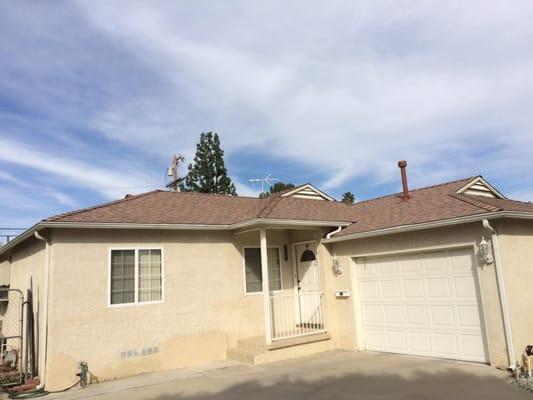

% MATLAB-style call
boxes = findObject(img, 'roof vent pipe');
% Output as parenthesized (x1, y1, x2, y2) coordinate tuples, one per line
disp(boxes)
(398, 160, 409, 201)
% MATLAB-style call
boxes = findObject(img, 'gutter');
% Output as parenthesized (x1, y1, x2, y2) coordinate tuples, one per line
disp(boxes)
(482, 219, 516, 370)
(33, 231, 50, 388)
(323, 211, 533, 243)
(0, 219, 352, 258)
(325, 225, 343, 240)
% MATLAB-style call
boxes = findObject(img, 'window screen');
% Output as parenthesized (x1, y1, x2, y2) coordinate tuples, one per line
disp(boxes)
(138, 249, 162, 302)
(244, 248, 281, 293)
(110, 250, 135, 305)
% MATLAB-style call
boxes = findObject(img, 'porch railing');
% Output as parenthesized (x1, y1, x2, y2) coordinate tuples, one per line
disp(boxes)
(269, 292, 326, 341)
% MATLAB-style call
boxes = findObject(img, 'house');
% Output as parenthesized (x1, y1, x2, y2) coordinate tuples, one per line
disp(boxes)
(1, 163, 533, 390)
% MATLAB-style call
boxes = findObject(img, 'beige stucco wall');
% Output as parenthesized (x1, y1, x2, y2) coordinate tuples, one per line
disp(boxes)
(496, 219, 533, 365)
(45, 228, 324, 390)
(327, 222, 510, 368)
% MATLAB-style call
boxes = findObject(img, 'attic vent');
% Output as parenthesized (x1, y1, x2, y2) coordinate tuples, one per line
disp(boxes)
(457, 177, 505, 199)
(281, 184, 335, 201)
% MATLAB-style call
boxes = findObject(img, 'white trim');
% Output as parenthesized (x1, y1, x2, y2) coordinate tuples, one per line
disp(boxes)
(242, 245, 283, 295)
(350, 243, 491, 363)
(281, 184, 336, 202)
(323, 211, 533, 243)
(107, 247, 165, 308)
(457, 177, 506, 199)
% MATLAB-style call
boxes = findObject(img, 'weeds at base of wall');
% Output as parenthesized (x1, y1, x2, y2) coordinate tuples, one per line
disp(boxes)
(507, 375, 533, 394)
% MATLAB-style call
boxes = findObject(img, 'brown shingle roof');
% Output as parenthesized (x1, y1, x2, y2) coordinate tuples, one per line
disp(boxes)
(333, 177, 492, 236)
(45, 176, 533, 237)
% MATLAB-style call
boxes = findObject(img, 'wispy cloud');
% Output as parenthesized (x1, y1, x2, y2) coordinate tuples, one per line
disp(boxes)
(0, 0, 532, 232)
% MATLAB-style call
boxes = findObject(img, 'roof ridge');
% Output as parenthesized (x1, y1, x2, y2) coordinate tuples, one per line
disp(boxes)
(46, 190, 161, 221)
(162, 190, 260, 200)
(449, 193, 502, 212)
(352, 176, 479, 205)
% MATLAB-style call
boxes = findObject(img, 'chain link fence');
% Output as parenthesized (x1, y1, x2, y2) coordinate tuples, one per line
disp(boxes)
(0, 288, 24, 386)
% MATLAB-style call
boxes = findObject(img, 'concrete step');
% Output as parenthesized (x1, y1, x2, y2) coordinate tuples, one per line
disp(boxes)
(227, 333, 334, 365)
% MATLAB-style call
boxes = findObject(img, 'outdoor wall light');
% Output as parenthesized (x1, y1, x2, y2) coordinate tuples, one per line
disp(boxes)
(479, 237, 493, 265)
(332, 254, 342, 275)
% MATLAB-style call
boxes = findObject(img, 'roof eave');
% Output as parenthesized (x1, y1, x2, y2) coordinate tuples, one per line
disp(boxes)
(323, 211, 533, 243)
(0, 218, 352, 257)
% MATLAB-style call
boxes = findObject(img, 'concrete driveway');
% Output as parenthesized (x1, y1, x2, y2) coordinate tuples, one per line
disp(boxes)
(48, 350, 528, 400)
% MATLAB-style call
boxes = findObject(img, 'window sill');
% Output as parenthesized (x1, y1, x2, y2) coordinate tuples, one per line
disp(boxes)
(108, 300, 164, 309)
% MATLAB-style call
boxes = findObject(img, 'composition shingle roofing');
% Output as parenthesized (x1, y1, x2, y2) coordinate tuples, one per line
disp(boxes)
(46, 177, 533, 238)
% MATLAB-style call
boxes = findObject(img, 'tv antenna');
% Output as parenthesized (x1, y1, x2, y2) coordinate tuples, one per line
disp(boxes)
(248, 173, 279, 194)
(166, 154, 185, 192)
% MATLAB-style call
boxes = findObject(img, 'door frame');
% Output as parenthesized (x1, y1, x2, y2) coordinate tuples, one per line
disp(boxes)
(349, 242, 492, 364)
(291, 240, 320, 325)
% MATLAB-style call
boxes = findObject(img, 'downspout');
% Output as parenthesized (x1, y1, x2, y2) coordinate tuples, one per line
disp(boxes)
(482, 219, 516, 370)
(34, 231, 50, 389)
(326, 226, 343, 240)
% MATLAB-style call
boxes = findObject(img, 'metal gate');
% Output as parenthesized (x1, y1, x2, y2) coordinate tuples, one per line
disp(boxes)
(0, 288, 24, 386)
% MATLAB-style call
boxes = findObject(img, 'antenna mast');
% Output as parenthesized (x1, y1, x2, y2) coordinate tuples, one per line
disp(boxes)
(167, 154, 185, 192)
(248, 173, 279, 194)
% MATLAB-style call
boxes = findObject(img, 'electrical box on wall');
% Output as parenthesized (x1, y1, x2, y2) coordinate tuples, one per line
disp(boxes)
(335, 290, 351, 298)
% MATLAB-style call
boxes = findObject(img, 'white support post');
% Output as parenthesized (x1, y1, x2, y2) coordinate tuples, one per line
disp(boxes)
(260, 228, 272, 345)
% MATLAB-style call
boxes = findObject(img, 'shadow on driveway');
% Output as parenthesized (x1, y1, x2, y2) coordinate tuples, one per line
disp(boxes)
(53, 351, 529, 400)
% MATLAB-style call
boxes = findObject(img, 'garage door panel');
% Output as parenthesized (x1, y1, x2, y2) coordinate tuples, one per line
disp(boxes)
(422, 253, 450, 274)
(406, 305, 428, 325)
(454, 276, 477, 298)
(427, 278, 452, 297)
(365, 329, 385, 349)
(360, 281, 379, 298)
(434, 333, 459, 356)
(381, 280, 401, 297)
(357, 248, 488, 363)
(457, 305, 482, 328)
(386, 330, 408, 351)
(430, 305, 455, 327)
(399, 254, 423, 273)
(363, 304, 383, 323)
(409, 331, 432, 353)
(403, 279, 425, 297)
(384, 305, 403, 324)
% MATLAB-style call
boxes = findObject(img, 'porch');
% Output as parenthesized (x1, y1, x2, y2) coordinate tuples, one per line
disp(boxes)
(231, 226, 331, 357)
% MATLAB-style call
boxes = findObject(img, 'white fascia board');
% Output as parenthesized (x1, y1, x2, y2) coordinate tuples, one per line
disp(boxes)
(323, 211, 533, 243)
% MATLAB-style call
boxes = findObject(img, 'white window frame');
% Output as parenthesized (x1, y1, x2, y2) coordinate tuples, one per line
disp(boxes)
(242, 245, 283, 295)
(108, 247, 165, 308)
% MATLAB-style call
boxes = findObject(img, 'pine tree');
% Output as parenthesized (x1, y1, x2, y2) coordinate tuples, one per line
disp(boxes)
(342, 192, 355, 204)
(259, 182, 295, 198)
(184, 132, 237, 195)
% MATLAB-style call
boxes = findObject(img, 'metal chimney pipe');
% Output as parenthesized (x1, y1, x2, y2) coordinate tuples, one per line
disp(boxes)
(398, 160, 409, 201)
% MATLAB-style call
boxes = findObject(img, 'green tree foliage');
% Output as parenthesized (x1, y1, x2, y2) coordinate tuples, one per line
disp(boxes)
(184, 132, 237, 195)
(342, 192, 355, 204)
(259, 182, 295, 198)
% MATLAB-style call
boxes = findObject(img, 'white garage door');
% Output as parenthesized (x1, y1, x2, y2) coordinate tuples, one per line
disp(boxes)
(356, 247, 489, 363)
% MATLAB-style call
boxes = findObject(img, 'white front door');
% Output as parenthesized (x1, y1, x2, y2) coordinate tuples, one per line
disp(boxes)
(295, 243, 323, 327)
(355, 247, 489, 363)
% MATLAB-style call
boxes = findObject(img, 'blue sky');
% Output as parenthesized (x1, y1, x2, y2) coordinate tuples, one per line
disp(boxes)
(1, 1, 533, 232)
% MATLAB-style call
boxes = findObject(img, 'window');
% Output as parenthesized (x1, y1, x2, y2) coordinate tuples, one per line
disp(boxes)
(244, 247, 281, 294)
(110, 249, 163, 305)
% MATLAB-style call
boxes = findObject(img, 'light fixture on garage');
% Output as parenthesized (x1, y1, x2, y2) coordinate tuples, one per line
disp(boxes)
(332, 254, 342, 275)
(300, 245, 316, 262)
(479, 237, 493, 265)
